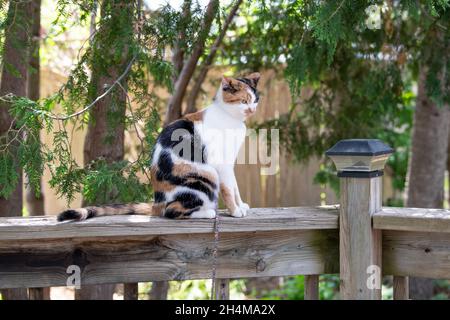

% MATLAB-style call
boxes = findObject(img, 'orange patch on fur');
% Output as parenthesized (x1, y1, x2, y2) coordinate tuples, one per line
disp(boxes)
(222, 77, 252, 104)
(220, 183, 237, 213)
(150, 166, 176, 193)
(173, 161, 218, 187)
(152, 203, 165, 216)
(165, 201, 189, 218)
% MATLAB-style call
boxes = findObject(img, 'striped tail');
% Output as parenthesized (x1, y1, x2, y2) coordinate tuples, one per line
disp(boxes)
(57, 203, 154, 222)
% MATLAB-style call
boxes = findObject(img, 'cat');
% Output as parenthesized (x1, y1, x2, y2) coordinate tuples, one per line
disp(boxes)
(57, 72, 260, 221)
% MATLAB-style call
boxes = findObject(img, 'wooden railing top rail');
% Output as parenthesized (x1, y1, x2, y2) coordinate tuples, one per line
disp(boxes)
(0, 206, 339, 241)
(373, 207, 450, 233)
(2, 205, 450, 242)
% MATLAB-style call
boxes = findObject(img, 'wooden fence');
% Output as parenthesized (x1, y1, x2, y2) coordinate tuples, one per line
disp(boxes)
(1, 139, 449, 300)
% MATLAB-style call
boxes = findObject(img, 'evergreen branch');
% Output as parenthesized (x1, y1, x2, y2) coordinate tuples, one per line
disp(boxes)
(418, 1, 448, 30)
(0, 123, 26, 153)
(319, 0, 345, 27)
(29, 55, 136, 121)
(117, 81, 152, 183)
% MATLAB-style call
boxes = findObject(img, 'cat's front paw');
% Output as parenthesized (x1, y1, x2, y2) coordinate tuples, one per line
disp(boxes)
(231, 206, 247, 218)
(239, 203, 250, 211)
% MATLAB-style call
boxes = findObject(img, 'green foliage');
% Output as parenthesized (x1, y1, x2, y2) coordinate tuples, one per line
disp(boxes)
(0, 0, 174, 204)
(260, 275, 340, 300)
(227, 0, 449, 201)
(0, 0, 236, 206)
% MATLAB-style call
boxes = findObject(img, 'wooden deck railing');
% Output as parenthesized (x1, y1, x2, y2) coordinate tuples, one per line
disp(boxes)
(1, 139, 449, 300)
(1, 206, 449, 299)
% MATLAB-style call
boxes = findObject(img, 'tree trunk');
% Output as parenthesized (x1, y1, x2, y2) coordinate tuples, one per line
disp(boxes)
(26, 0, 45, 217)
(406, 68, 449, 299)
(75, 0, 133, 300)
(164, 0, 218, 126)
(0, 0, 33, 301)
(185, 0, 243, 114)
(171, 0, 192, 84)
(25, 0, 50, 300)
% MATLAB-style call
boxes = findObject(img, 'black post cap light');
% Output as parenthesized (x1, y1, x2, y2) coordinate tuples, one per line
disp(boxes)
(325, 139, 394, 178)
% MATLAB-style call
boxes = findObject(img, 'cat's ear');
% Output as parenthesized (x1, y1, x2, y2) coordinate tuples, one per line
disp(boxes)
(245, 72, 261, 87)
(221, 77, 234, 91)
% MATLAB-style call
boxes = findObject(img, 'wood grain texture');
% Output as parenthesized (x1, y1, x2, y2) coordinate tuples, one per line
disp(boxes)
(374, 207, 450, 233)
(339, 177, 382, 300)
(304, 275, 319, 300)
(382, 230, 450, 279)
(393, 276, 409, 300)
(0, 229, 339, 289)
(0, 207, 339, 241)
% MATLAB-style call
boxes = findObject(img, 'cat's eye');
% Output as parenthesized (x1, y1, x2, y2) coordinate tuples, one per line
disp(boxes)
(241, 99, 247, 104)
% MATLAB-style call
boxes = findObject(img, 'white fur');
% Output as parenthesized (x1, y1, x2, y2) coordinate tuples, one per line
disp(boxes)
(192, 83, 259, 218)
(190, 209, 216, 219)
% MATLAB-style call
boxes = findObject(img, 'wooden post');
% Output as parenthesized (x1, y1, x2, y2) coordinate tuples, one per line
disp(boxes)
(124, 283, 138, 300)
(28, 288, 50, 300)
(214, 279, 230, 300)
(326, 139, 393, 300)
(304, 275, 319, 300)
(393, 276, 409, 300)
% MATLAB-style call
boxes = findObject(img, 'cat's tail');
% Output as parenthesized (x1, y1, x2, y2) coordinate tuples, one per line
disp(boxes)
(57, 203, 155, 222)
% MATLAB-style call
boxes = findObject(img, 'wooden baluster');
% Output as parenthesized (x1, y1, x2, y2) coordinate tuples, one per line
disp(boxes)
(124, 283, 138, 300)
(28, 288, 50, 300)
(304, 275, 319, 300)
(393, 276, 409, 300)
(214, 279, 230, 300)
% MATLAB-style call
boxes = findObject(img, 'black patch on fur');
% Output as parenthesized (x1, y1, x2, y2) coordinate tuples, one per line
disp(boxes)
(164, 192, 203, 219)
(185, 173, 217, 190)
(158, 119, 194, 148)
(57, 210, 82, 221)
(181, 180, 215, 201)
(237, 77, 260, 102)
(86, 207, 98, 218)
(172, 192, 204, 209)
(157, 150, 174, 177)
(155, 168, 216, 202)
(164, 209, 182, 219)
(223, 84, 238, 94)
(154, 192, 166, 203)
(157, 119, 206, 163)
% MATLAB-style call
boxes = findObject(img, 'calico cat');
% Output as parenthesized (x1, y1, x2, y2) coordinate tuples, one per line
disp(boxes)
(57, 72, 260, 221)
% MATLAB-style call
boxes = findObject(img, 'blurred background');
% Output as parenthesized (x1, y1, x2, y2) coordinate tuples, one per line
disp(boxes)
(0, 0, 449, 299)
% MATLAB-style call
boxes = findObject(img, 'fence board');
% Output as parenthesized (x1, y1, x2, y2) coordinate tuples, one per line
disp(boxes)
(382, 230, 450, 279)
(0, 229, 339, 289)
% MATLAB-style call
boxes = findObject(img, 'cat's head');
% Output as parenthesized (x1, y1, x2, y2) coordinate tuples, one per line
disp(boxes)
(216, 72, 261, 120)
